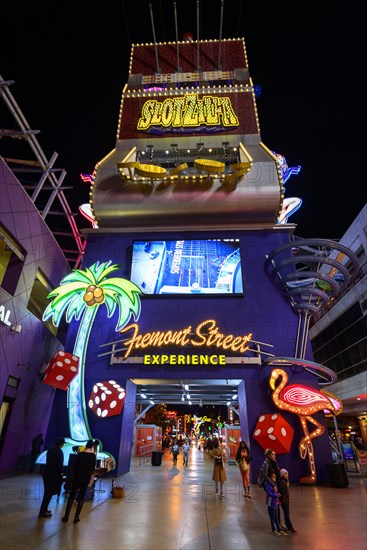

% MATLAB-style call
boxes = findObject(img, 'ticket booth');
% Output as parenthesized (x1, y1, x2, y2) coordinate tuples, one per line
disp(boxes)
(135, 425, 162, 457)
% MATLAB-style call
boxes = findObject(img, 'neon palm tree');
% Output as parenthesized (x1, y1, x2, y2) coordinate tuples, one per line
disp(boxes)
(43, 261, 142, 445)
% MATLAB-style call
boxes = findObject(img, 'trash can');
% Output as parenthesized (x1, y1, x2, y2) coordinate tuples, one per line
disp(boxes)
(151, 451, 163, 466)
(327, 463, 349, 487)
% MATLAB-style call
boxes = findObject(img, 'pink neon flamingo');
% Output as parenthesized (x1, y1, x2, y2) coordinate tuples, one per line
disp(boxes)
(269, 368, 342, 483)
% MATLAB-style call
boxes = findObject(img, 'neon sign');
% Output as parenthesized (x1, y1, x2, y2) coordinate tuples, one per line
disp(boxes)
(137, 93, 239, 131)
(143, 355, 226, 365)
(119, 319, 252, 360)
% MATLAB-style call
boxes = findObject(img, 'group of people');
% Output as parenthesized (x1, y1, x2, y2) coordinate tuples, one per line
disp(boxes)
(209, 439, 297, 536)
(260, 448, 297, 536)
(169, 439, 190, 466)
(39, 438, 100, 524)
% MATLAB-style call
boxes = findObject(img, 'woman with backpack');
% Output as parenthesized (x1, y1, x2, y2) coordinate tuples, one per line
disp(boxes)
(235, 440, 252, 498)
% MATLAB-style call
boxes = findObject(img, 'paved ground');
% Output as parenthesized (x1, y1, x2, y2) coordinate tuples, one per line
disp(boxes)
(0, 445, 366, 549)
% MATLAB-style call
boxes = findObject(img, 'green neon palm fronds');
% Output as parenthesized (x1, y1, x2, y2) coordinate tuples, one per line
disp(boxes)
(41, 260, 142, 444)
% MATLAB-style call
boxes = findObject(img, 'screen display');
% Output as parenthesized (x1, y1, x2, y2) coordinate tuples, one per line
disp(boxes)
(130, 239, 244, 295)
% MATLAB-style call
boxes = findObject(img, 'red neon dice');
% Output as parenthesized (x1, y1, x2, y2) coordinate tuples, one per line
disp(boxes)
(88, 380, 126, 418)
(43, 351, 79, 390)
(253, 413, 294, 454)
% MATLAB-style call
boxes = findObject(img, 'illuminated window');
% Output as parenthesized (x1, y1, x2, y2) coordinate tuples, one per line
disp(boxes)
(0, 224, 25, 295)
(27, 270, 57, 336)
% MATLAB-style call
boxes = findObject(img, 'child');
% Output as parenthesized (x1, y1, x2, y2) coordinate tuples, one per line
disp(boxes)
(278, 469, 297, 534)
(265, 473, 287, 536)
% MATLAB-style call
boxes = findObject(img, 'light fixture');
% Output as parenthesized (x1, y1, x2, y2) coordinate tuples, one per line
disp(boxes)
(149, 399, 155, 405)
(232, 394, 237, 400)
(186, 393, 191, 399)
(140, 393, 147, 399)
(226, 401, 231, 406)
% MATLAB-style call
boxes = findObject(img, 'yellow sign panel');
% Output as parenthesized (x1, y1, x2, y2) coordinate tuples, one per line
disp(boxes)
(137, 93, 239, 130)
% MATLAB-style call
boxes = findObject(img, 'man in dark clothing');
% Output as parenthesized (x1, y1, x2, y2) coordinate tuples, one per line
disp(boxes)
(38, 438, 65, 518)
(62, 439, 98, 523)
(29, 433, 44, 473)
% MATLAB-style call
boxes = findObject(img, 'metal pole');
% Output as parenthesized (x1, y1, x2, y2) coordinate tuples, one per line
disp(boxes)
(149, 2, 161, 74)
(196, 0, 200, 72)
(174, 1, 181, 72)
(218, 0, 224, 70)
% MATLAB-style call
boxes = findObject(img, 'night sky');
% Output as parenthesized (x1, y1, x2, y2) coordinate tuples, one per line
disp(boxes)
(2, 1, 365, 239)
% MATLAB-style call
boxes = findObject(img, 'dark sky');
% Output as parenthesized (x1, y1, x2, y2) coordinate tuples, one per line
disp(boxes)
(2, 1, 365, 239)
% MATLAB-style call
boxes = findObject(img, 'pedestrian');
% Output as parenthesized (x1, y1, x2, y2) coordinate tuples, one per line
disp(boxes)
(169, 439, 180, 466)
(278, 468, 297, 534)
(182, 440, 190, 466)
(265, 472, 287, 536)
(235, 440, 252, 498)
(38, 437, 65, 518)
(260, 448, 287, 530)
(261, 448, 280, 488)
(61, 439, 98, 523)
(29, 433, 44, 473)
(211, 439, 227, 498)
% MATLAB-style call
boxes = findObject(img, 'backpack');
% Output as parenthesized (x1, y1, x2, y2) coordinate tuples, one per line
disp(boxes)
(257, 462, 266, 487)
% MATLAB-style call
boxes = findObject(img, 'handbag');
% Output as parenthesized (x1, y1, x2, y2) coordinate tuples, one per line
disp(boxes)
(240, 459, 250, 472)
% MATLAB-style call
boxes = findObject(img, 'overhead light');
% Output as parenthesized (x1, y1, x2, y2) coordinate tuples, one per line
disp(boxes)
(181, 394, 185, 401)
(232, 394, 237, 400)
(189, 400, 192, 405)
(226, 401, 231, 406)
(149, 399, 155, 405)
(184, 385, 189, 391)
(140, 393, 147, 399)
(186, 393, 190, 399)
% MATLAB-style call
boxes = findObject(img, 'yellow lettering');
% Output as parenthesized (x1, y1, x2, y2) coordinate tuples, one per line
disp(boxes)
(137, 94, 239, 131)
(161, 98, 173, 127)
(119, 321, 252, 360)
(183, 94, 198, 126)
(137, 101, 155, 130)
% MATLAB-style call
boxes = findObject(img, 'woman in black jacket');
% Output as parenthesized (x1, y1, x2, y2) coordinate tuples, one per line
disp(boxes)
(261, 448, 286, 530)
(61, 439, 98, 523)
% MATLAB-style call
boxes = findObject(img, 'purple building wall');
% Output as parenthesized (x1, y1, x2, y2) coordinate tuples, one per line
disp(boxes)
(46, 229, 332, 482)
(0, 159, 70, 473)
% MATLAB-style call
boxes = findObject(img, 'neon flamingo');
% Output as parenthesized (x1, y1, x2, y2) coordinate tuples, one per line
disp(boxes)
(269, 368, 342, 484)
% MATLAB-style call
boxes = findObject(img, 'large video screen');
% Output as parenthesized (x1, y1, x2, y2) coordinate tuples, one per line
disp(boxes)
(130, 239, 244, 295)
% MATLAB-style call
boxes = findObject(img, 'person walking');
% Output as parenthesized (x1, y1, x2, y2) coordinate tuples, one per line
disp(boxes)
(211, 439, 227, 498)
(235, 440, 252, 498)
(265, 472, 287, 536)
(169, 439, 180, 466)
(29, 433, 44, 473)
(182, 440, 190, 466)
(61, 439, 98, 523)
(278, 468, 297, 534)
(38, 437, 65, 518)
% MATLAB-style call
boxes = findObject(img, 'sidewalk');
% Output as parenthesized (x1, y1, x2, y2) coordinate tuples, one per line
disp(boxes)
(0, 445, 366, 549)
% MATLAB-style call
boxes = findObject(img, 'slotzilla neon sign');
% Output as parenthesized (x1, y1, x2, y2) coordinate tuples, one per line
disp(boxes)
(119, 319, 252, 360)
(137, 93, 239, 131)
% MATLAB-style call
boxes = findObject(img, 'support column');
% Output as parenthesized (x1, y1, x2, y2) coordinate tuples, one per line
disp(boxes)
(117, 379, 137, 475)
